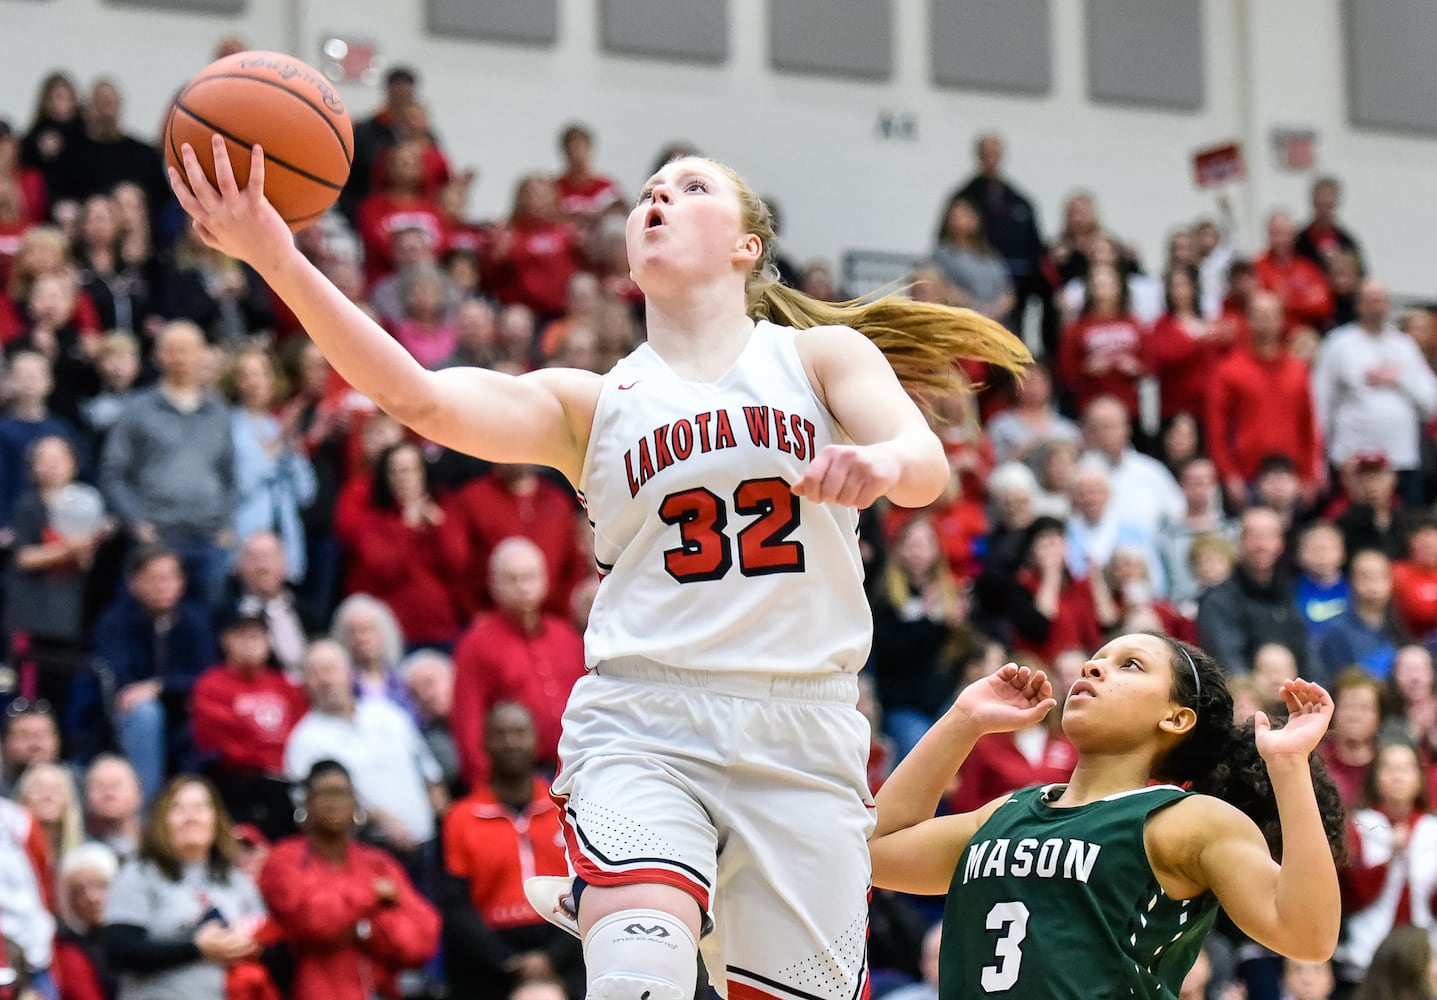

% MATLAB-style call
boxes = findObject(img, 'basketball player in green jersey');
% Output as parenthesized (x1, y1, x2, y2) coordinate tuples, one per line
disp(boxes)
(870, 632, 1346, 1000)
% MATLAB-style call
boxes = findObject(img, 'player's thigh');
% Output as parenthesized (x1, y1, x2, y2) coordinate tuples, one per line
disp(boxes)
(707, 700, 875, 999)
(708, 780, 874, 1000)
(553, 679, 725, 924)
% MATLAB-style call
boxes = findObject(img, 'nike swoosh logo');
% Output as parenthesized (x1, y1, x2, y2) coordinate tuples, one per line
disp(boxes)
(617, 381, 641, 391)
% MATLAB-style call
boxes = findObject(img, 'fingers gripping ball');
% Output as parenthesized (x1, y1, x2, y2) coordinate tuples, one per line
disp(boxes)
(164, 51, 353, 231)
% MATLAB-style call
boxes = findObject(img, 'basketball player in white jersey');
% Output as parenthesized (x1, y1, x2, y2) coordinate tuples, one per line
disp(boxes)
(169, 135, 1030, 1000)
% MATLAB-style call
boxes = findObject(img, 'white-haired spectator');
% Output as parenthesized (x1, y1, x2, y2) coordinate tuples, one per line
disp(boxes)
(400, 649, 460, 795)
(983, 462, 1042, 576)
(330, 593, 411, 713)
(1066, 457, 1167, 596)
(1081, 396, 1184, 536)
(285, 640, 447, 854)
(53, 842, 119, 1000)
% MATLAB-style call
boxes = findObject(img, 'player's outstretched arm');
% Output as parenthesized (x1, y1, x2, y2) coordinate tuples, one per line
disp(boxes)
(1149, 680, 1340, 962)
(170, 138, 598, 482)
(869, 665, 1056, 895)
(792, 325, 949, 509)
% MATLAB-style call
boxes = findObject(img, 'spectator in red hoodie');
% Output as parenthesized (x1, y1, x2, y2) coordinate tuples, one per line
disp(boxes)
(1391, 514, 1437, 642)
(450, 537, 585, 787)
(190, 596, 309, 840)
(343, 442, 468, 650)
(355, 142, 446, 286)
(452, 464, 584, 617)
(1056, 262, 1147, 418)
(1253, 211, 1334, 333)
(1205, 292, 1322, 510)
(482, 175, 583, 323)
(258, 759, 440, 1000)
(1145, 265, 1234, 423)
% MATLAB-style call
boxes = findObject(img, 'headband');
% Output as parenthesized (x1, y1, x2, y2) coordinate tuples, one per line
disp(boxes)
(1179, 645, 1201, 697)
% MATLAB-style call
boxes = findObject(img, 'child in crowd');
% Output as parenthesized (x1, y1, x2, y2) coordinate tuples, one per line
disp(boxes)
(1295, 521, 1350, 642)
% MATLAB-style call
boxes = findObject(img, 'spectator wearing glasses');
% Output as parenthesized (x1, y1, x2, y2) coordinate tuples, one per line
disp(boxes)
(258, 760, 440, 1000)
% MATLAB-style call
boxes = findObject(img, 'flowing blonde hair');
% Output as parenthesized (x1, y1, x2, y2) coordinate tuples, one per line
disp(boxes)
(703, 159, 1033, 412)
(15, 762, 85, 860)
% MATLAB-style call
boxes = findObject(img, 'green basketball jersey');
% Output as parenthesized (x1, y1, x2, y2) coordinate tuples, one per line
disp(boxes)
(940, 784, 1219, 999)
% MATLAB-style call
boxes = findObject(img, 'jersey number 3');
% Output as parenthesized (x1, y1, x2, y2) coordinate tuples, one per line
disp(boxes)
(981, 901, 1030, 993)
(659, 477, 805, 583)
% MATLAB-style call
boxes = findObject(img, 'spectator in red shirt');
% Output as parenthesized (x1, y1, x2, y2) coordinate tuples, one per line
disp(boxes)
(191, 596, 309, 840)
(948, 648, 1082, 813)
(0, 226, 103, 345)
(1056, 263, 1147, 418)
(1253, 211, 1334, 333)
(451, 537, 586, 787)
(1145, 265, 1233, 423)
(259, 759, 440, 1000)
(1318, 668, 1383, 808)
(554, 123, 623, 230)
(453, 464, 584, 618)
(1392, 515, 1437, 642)
(483, 175, 583, 322)
(343, 442, 468, 649)
(356, 142, 446, 286)
(1205, 292, 1322, 510)
(0, 116, 45, 224)
(438, 702, 584, 1000)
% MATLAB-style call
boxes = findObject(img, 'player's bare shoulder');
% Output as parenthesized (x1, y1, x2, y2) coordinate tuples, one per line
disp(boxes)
(1143, 792, 1248, 898)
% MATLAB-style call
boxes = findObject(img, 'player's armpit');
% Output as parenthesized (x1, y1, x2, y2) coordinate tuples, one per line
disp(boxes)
(405, 366, 602, 484)
(870, 798, 1007, 897)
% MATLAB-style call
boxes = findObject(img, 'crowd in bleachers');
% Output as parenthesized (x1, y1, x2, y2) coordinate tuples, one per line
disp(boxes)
(1, 34, 1436, 1000)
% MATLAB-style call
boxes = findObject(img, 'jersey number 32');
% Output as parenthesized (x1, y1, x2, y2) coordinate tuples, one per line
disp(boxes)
(659, 477, 805, 583)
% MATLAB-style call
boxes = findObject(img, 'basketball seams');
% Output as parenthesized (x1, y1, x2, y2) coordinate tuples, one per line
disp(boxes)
(182, 72, 352, 166)
(171, 102, 344, 192)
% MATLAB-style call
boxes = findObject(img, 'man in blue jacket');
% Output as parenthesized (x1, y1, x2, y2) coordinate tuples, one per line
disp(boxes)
(87, 544, 216, 801)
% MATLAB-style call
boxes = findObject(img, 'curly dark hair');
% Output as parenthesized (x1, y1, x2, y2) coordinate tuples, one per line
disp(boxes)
(1148, 634, 1347, 864)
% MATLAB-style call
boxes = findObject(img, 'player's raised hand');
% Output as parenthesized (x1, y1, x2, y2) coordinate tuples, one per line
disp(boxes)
(1255, 678, 1334, 762)
(169, 136, 292, 274)
(950, 663, 1058, 735)
(791, 443, 900, 509)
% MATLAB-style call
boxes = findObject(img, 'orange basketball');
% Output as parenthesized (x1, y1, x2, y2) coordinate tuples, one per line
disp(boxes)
(165, 51, 353, 231)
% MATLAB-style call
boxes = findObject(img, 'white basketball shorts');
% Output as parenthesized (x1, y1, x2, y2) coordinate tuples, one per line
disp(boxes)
(548, 657, 876, 1000)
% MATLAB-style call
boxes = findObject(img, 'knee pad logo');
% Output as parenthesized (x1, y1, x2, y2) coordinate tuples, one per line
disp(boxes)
(624, 923, 671, 938)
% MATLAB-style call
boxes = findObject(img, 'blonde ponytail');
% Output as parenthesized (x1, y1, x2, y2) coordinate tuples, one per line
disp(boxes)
(748, 274, 1033, 411)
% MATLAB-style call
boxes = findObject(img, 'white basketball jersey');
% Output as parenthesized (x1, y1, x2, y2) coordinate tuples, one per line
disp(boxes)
(578, 320, 872, 674)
